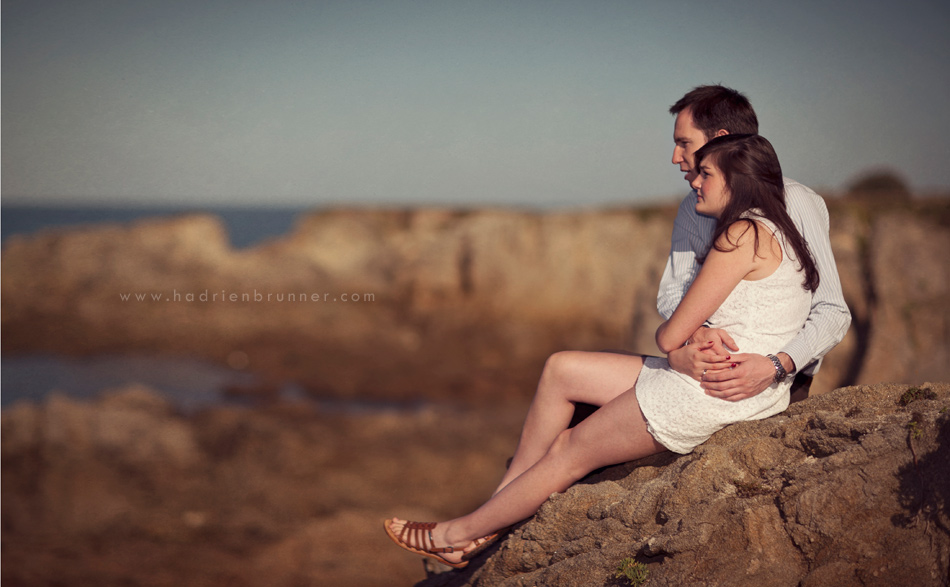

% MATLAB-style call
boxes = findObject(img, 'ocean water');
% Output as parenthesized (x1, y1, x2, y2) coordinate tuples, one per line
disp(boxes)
(0, 354, 261, 412)
(1, 204, 311, 249)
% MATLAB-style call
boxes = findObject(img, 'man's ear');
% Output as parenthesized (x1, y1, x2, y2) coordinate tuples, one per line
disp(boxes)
(715, 129, 729, 137)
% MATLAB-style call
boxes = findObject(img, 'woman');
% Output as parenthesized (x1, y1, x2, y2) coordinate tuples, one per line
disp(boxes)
(385, 134, 819, 569)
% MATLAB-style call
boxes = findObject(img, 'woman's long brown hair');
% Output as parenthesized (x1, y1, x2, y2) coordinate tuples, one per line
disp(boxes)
(694, 134, 819, 292)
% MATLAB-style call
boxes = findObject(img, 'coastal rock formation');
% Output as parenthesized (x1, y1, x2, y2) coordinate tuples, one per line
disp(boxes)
(0, 384, 523, 586)
(2, 382, 947, 586)
(3, 197, 948, 586)
(0, 208, 675, 403)
(419, 382, 950, 587)
(3, 199, 949, 405)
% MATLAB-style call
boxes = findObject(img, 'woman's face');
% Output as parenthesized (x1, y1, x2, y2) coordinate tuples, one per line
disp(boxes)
(691, 157, 730, 218)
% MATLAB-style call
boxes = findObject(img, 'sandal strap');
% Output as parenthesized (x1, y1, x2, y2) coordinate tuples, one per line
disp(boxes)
(400, 521, 455, 554)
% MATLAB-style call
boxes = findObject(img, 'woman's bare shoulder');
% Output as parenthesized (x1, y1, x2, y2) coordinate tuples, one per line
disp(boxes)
(714, 219, 758, 250)
(712, 219, 781, 268)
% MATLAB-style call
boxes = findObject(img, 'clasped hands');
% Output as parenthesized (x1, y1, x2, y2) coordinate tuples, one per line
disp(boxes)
(666, 327, 782, 402)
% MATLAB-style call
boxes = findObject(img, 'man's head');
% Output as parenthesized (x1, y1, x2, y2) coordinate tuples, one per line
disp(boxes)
(670, 85, 758, 181)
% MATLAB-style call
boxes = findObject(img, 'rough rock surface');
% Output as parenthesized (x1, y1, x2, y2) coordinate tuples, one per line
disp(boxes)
(3, 198, 949, 586)
(4, 199, 949, 405)
(2, 382, 947, 586)
(419, 382, 950, 587)
(1, 385, 522, 587)
(0, 208, 674, 404)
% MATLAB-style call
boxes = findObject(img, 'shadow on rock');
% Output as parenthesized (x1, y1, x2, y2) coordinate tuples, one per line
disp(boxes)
(893, 389, 950, 539)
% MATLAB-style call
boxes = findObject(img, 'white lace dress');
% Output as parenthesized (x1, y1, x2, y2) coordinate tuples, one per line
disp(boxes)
(636, 218, 813, 454)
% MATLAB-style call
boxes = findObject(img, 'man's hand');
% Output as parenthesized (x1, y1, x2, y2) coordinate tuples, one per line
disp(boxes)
(701, 352, 794, 401)
(667, 327, 736, 381)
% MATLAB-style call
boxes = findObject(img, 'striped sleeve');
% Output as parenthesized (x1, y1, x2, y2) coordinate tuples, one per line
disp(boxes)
(779, 179, 852, 375)
(656, 191, 716, 320)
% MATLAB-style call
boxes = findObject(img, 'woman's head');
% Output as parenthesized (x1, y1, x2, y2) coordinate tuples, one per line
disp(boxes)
(691, 134, 784, 220)
(693, 133, 820, 292)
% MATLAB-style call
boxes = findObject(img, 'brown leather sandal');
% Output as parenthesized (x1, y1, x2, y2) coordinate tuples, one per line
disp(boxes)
(383, 519, 469, 569)
(463, 532, 500, 560)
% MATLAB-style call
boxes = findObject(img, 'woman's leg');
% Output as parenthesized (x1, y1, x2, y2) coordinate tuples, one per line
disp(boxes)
(389, 384, 664, 562)
(494, 351, 645, 494)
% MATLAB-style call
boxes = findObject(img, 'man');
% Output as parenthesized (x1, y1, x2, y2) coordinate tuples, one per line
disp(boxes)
(659, 85, 851, 402)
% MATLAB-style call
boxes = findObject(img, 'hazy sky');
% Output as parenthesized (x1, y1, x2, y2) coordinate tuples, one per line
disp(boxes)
(3, 0, 949, 208)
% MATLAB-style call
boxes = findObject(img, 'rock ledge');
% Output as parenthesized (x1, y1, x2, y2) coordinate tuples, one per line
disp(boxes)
(420, 382, 950, 587)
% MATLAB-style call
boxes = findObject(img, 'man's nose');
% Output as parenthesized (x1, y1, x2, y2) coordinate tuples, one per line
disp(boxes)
(672, 147, 682, 165)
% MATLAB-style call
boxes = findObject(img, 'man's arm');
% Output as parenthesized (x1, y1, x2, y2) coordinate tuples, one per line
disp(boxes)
(701, 351, 795, 401)
(776, 181, 852, 373)
(657, 192, 716, 319)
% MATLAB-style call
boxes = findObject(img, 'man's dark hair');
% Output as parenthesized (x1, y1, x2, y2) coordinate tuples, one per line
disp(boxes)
(670, 85, 759, 139)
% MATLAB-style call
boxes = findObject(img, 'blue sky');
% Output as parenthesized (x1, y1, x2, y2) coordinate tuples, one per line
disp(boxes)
(3, 0, 949, 208)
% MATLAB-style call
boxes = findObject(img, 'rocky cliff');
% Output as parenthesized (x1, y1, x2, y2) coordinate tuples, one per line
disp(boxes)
(2, 197, 949, 586)
(418, 382, 950, 587)
(2, 382, 947, 586)
(1, 384, 522, 586)
(3, 198, 949, 404)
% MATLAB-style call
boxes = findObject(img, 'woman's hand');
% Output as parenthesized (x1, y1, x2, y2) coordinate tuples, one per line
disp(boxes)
(667, 338, 734, 382)
(689, 327, 738, 354)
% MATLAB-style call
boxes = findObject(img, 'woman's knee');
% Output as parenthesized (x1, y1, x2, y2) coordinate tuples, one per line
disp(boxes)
(540, 351, 583, 386)
(542, 350, 569, 374)
(536, 352, 578, 403)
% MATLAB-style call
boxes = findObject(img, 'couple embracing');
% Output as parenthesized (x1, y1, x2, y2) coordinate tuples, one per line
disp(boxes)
(385, 85, 852, 569)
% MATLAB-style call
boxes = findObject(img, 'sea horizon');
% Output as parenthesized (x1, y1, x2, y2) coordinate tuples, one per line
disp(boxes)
(1, 203, 316, 250)
(1, 197, 682, 251)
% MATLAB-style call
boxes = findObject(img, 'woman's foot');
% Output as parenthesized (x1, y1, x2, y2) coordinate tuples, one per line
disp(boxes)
(384, 518, 471, 569)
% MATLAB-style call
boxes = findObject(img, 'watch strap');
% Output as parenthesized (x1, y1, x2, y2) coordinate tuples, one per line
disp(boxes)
(766, 354, 788, 383)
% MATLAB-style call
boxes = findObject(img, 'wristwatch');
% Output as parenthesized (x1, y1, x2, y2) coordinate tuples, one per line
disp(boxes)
(766, 354, 789, 383)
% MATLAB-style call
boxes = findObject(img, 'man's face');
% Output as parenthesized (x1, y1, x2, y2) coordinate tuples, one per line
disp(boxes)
(671, 108, 708, 184)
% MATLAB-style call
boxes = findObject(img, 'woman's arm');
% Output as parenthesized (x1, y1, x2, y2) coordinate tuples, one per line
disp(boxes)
(655, 221, 762, 353)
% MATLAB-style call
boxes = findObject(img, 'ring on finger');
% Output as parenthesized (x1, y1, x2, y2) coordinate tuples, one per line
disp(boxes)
(702, 369, 707, 379)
